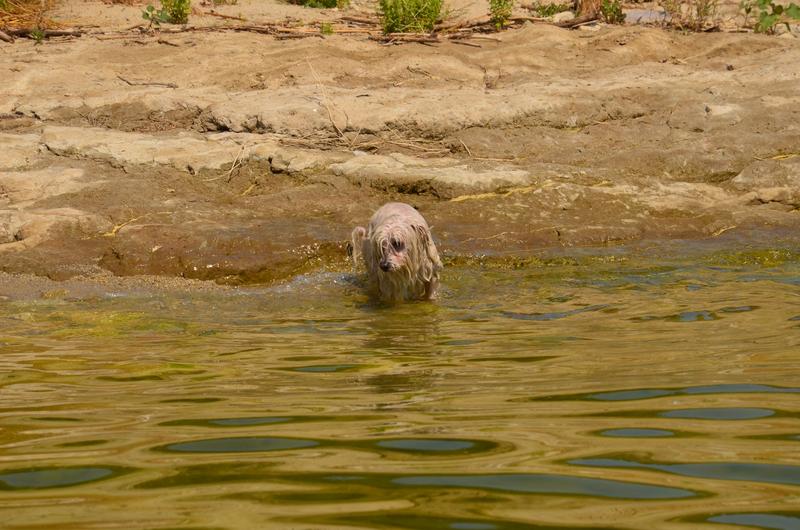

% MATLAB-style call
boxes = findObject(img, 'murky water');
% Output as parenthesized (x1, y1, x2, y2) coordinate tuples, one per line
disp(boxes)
(1, 249, 799, 529)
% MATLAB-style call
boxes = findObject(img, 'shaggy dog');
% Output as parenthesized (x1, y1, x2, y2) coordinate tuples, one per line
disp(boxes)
(351, 203, 442, 303)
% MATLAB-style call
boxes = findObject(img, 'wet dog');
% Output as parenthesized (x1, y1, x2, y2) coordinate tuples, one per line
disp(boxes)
(351, 203, 442, 303)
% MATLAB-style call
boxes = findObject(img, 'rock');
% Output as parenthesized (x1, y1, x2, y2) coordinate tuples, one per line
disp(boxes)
(731, 159, 800, 190)
(253, 145, 349, 175)
(0, 167, 95, 206)
(40, 127, 328, 174)
(330, 153, 531, 199)
(552, 11, 575, 23)
(0, 133, 41, 170)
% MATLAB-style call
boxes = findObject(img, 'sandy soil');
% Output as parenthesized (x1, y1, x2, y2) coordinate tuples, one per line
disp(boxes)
(1, 0, 799, 290)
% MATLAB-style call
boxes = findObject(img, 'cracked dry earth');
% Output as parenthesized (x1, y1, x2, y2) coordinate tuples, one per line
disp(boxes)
(1, 13, 800, 286)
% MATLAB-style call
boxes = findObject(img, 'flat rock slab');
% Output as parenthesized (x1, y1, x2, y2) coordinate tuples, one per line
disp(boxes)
(331, 153, 532, 199)
(0, 167, 110, 247)
(42, 126, 256, 173)
(0, 133, 42, 170)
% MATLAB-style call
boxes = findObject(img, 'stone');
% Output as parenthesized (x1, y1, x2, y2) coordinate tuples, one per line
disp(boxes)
(0, 133, 41, 170)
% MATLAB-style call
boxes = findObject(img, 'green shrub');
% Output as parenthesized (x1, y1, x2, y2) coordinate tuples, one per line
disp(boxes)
(529, 1, 571, 16)
(142, 0, 190, 25)
(490, 0, 513, 27)
(379, 0, 443, 33)
(600, 0, 625, 22)
(742, 0, 800, 32)
(320, 21, 334, 33)
(162, 0, 190, 23)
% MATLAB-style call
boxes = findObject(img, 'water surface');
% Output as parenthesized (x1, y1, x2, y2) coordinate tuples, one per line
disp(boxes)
(1, 252, 799, 528)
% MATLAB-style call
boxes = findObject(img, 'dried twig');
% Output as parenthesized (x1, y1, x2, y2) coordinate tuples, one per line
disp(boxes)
(307, 59, 348, 141)
(459, 139, 473, 157)
(202, 10, 247, 21)
(339, 15, 379, 25)
(0, 30, 14, 43)
(451, 39, 481, 47)
(371, 34, 440, 44)
(117, 75, 178, 88)
(240, 181, 258, 196)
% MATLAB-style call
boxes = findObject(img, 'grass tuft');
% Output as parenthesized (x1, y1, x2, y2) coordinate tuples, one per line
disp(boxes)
(379, 0, 443, 33)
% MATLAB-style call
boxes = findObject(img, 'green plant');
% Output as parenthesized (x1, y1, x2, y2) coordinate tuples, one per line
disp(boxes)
(162, 0, 190, 23)
(489, 0, 513, 27)
(529, 1, 570, 16)
(142, 0, 190, 26)
(600, 0, 625, 22)
(745, 0, 800, 32)
(379, 0, 443, 32)
(30, 27, 45, 44)
(287, 0, 338, 7)
(320, 21, 334, 34)
(662, 0, 718, 30)
(142, 4, 163, 26)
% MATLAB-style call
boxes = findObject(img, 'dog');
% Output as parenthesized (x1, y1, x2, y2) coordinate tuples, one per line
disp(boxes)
(350, 202, 442, 303)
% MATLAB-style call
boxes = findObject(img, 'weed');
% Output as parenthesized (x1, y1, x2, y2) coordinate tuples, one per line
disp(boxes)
(742, 0, 800, 33)
(489, 0, 513, 28)
(379, 0, 443, 33)
(600, 0, 625, 22)
(142, 0, 190, 26)
(287, 0, 339, 7)
(162, 0, 190, 23)
(30, 27, 44, 43)
(320, 21, 334, 34)
(212, 0, 237, 4)
(662, 0, 719, 30)
(529, 1, 570, 17)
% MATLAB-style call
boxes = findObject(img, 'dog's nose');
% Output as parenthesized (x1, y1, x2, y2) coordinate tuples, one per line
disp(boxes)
(379, 261, 391, 272)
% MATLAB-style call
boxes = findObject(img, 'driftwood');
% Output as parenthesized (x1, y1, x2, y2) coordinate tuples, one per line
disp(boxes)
(0, 9, 553, 48)
(6, 28, 85, 38)
(370, 33, 439, 45)
(555, 13, 599, 28)
(339, 15, 379, 25)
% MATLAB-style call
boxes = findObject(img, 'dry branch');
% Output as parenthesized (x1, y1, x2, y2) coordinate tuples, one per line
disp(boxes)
(0, 30, 13, 42)
(339, 15, 379, 25)
(554, 13, 599, 28)
(117, 75, 178, 88)
(6, 28, 84, 37)
(202, 10, 247, 21)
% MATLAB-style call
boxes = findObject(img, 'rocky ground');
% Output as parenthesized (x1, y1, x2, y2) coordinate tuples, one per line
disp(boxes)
(1, 0, 799, 291)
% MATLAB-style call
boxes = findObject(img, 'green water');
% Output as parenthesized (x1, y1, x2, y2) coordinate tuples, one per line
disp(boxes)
(1, 253, 799, 529)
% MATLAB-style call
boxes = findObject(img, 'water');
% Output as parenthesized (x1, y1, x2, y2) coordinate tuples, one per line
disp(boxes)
(1, 252, 799, 529)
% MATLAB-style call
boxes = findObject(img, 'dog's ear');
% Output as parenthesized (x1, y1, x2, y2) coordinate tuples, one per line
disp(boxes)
(414, 225, 442, 276)
(350, 226, 367, 269)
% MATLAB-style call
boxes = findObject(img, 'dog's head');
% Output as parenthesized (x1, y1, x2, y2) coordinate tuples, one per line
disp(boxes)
(371, 220, 421, 274)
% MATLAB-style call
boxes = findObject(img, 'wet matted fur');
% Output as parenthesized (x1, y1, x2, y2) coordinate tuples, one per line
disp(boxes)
(351, 202, 442, 303)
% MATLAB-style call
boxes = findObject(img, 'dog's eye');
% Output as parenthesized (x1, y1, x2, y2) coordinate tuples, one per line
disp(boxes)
(391, 239, 405, 251)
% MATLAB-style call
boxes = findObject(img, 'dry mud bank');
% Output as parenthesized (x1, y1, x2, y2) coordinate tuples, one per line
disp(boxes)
(1, 9, 799, 285)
